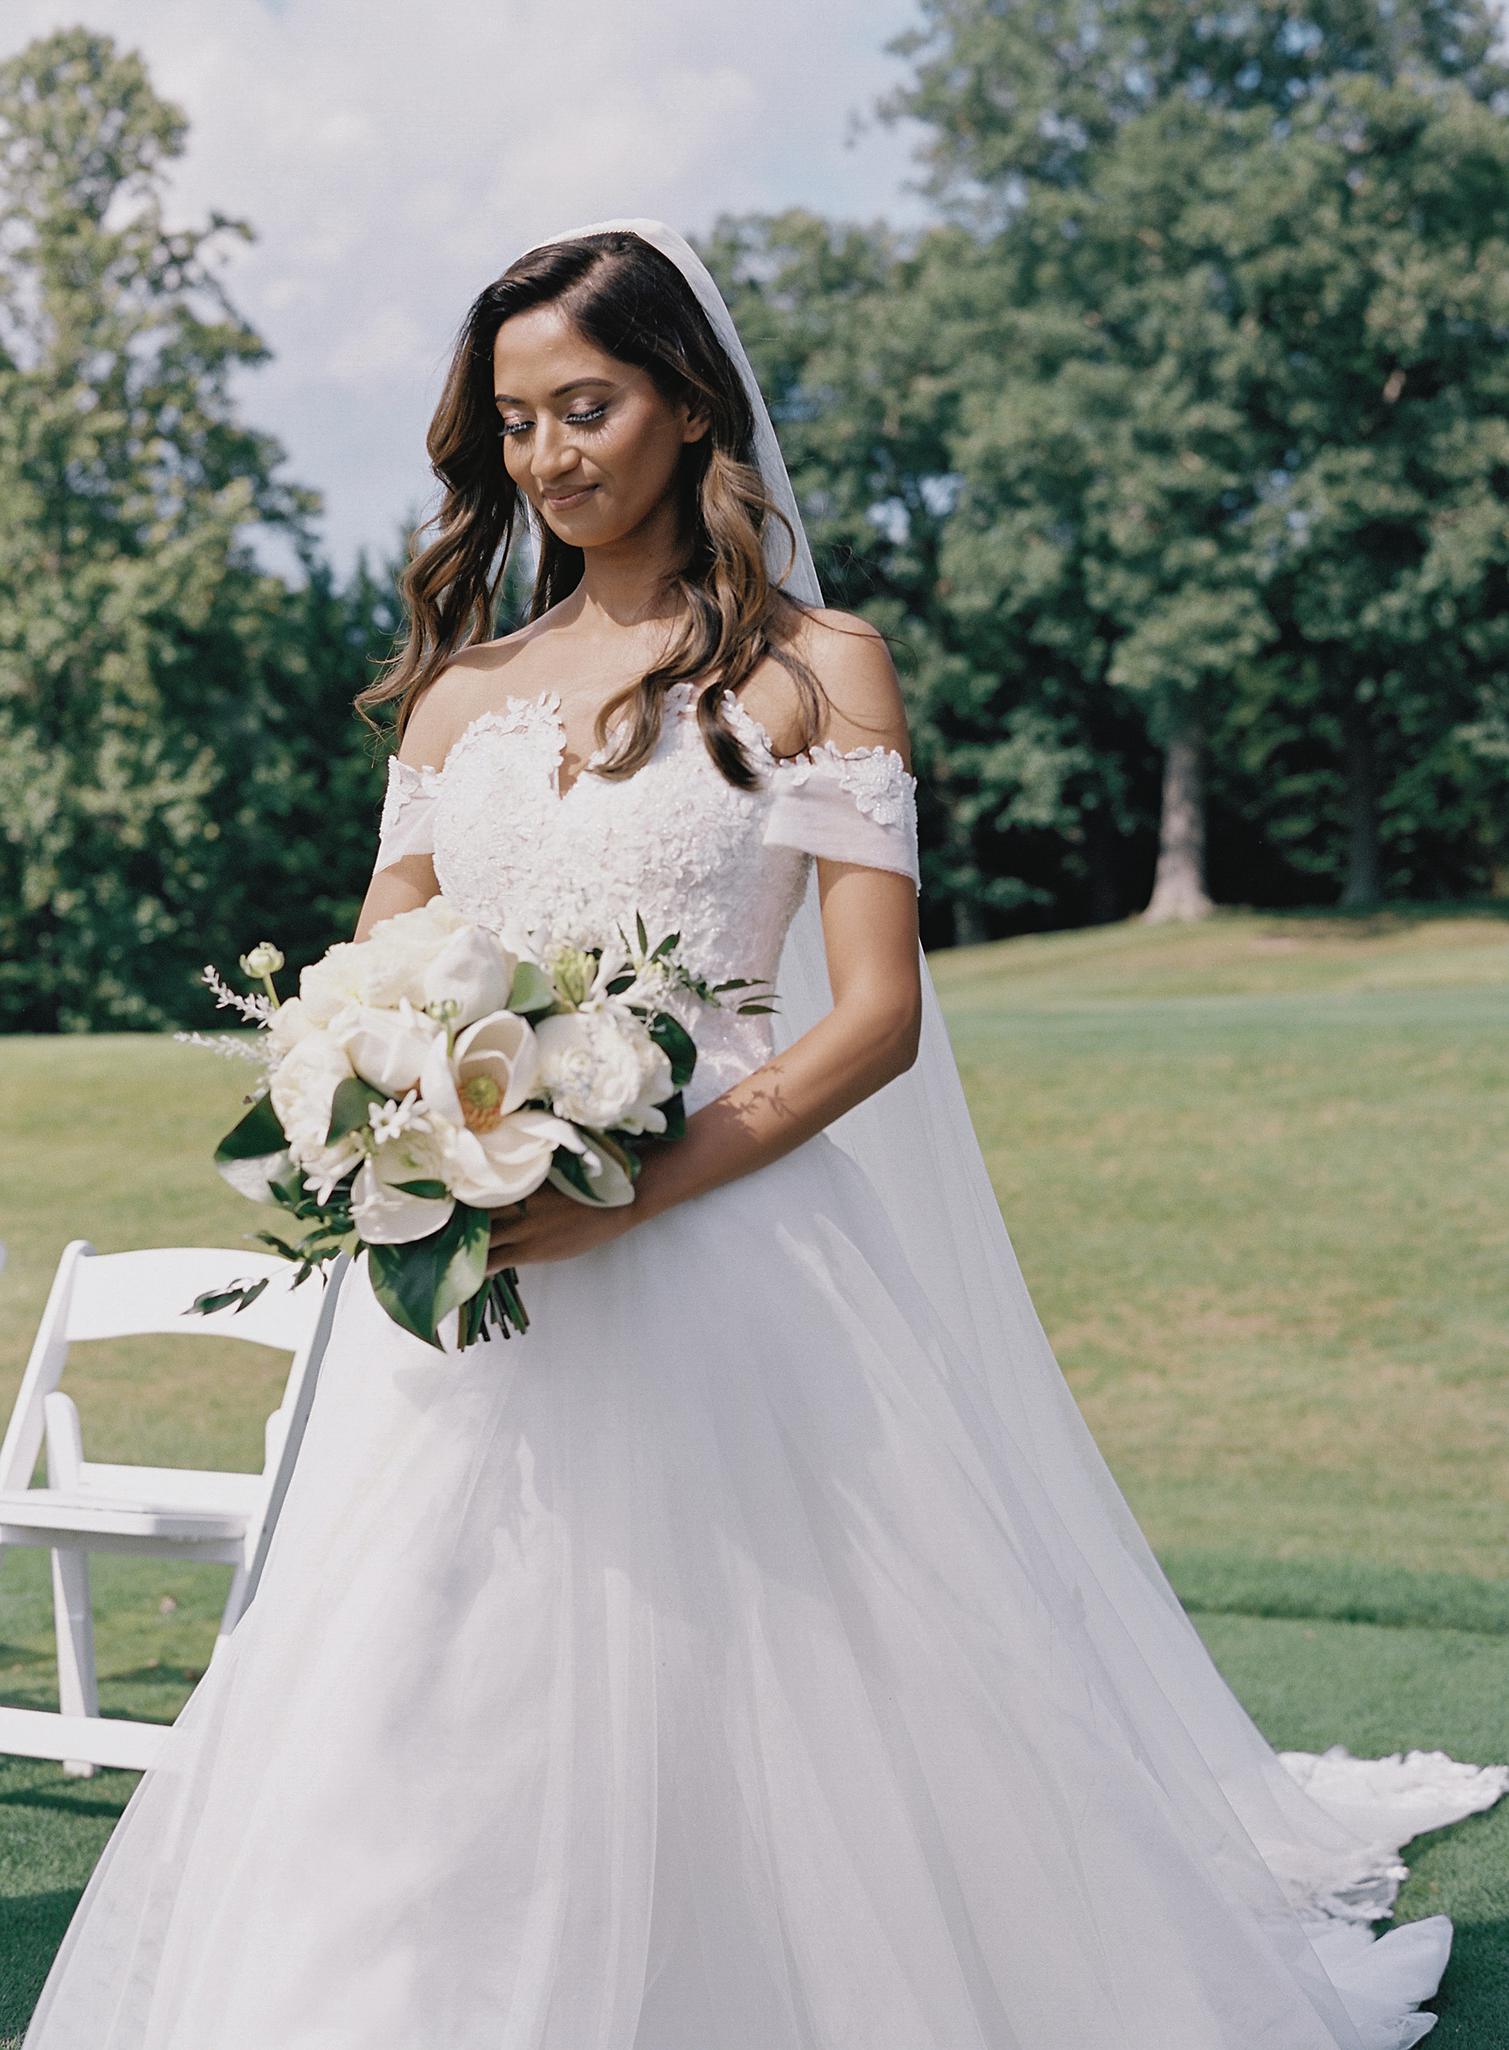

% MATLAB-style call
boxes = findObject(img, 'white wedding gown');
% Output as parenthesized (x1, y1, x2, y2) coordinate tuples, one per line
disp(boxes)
(22, 680, 1508, 2049)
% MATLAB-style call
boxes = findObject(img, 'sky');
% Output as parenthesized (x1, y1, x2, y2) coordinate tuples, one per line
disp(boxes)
(3, 0, 935, 582)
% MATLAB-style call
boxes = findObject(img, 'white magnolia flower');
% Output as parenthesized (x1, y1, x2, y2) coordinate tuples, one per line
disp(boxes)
(442, 1105, 584, 1209)
(419, 1008, 539, 1132)
(548, 1129, 637, 1208)
(420, 924, 517, 1028)
(533, 1002, 673, 1135)
(350, 1117, 457, 1245)
(327, 997, 443, 1098)
(269, 1031, 365, 1188)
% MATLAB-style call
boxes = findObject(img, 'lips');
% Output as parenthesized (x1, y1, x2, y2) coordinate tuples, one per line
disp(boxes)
(543, 485, 597, 508)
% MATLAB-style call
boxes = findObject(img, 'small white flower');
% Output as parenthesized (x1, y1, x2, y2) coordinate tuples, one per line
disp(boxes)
(368, 1088, 433, 1147)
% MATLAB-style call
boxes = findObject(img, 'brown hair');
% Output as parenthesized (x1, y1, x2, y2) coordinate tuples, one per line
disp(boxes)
(355, 228, 831, 785)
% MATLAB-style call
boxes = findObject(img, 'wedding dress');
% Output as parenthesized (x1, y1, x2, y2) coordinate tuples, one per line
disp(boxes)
(20, 219, 1507, 2050)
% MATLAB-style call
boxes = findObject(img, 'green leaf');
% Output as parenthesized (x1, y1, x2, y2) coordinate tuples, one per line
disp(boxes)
(635, 909, 648, 954)
(326, 1074, 388, 1146)
(551, 1146, 598, 1198)
(366, 1202, 490, 1352)
(214, 1090, 288, 1164)
(390, 1177, 449, 1198)
(647, 1011, 697, 1087)
(508, 959, 556, 1014)
(651, 930, 680, 959)
(185, 1275, 270, 1318)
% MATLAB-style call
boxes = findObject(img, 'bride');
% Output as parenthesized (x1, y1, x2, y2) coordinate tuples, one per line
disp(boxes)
(22, 218, 1507, 2050)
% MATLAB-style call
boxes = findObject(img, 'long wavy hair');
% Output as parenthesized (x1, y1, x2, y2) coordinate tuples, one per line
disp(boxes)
(355, 228, 833, 786)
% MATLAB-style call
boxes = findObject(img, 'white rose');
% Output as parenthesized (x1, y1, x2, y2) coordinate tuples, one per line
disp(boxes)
(420, 925, 517, 1028)
(327, 998, 443, 1097)
(269, 1031, 364, 1187)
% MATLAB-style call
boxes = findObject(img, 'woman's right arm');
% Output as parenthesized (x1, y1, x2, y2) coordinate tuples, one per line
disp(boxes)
(352, 670, 467, 941)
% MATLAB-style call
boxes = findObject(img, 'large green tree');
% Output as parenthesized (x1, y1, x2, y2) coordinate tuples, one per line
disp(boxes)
(877, 0, 1509, 916)
(0, 27, 318, 1026)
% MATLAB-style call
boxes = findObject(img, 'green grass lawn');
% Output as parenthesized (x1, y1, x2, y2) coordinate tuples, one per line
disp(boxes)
(1, 901, 1506, 2044)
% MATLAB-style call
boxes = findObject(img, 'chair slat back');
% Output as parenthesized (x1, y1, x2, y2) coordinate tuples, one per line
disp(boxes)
(66, 1247, 323, 1350)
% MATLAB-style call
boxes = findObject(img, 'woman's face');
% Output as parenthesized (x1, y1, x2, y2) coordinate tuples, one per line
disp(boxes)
(492, 302, 708, 548)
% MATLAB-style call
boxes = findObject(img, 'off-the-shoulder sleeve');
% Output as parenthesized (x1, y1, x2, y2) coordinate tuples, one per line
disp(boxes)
(760, 742, 920, 891)
(372, 755, 442, 874)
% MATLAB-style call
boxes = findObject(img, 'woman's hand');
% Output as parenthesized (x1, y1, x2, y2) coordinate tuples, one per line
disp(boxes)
(485, 1181, 640, 1275)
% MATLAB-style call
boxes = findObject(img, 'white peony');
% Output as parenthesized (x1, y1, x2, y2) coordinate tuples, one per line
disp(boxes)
(533, 1002, 673, 1135)
(328, 997, 443, 1097)
(297, 942, 371, 1028)
(269, 1031, 365, 1189)
(533, 1007, 640, 1128)
(299, 899, 468, 1024)
(266, 993, 316, 1056)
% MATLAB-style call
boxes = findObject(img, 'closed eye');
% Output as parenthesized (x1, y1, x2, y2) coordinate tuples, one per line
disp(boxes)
(499, 405, 608, 438)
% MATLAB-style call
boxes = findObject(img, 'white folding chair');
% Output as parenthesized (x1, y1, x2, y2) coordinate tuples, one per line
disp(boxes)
(0, 1238, 350, 1775)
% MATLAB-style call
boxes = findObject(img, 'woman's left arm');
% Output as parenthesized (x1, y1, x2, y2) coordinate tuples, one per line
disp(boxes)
(486, 616, 922, 1271)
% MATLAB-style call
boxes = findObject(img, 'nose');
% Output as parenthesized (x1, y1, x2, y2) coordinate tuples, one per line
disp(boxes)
(530, 415, 583, 487)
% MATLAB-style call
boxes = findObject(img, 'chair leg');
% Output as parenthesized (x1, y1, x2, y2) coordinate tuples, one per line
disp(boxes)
(212, 1558, 253, 1664)
(51, 1546, 99, 1779)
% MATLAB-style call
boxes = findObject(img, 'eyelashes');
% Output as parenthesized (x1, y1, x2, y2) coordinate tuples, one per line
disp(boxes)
(498, 405, 608, 439)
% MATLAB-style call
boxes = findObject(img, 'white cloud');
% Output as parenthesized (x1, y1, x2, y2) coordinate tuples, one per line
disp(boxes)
(3, 0, 931, 576)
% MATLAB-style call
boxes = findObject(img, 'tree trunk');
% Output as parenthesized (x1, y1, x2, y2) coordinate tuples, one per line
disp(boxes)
(1338, 696, 1382, 910)
(951, 891, 989, 947)
(1142, 709, 1214, 923)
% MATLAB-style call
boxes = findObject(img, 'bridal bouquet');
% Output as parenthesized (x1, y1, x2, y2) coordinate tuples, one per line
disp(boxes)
(178, 898, 775, 1349)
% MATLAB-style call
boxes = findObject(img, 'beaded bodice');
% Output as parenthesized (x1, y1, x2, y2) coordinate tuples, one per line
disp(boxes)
(373, 681, 919, 1112)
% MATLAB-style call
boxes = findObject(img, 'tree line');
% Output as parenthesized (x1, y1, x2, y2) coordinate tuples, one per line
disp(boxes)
(2, 7, 1507, 1027)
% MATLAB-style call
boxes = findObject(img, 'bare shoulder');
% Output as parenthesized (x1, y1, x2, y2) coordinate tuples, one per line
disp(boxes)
(792, 606, 912, 773)
(393, 624, 539, 771)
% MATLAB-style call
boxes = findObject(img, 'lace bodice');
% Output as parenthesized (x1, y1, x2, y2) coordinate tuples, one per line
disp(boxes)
(370, 680, 920, 1112)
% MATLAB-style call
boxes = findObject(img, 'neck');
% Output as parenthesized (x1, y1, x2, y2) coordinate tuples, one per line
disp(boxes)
(560, 492, 692, 639)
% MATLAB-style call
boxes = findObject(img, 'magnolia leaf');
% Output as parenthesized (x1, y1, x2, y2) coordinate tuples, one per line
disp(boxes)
(326, 1075, 389, 1146)
(366, 1202, 490, 1352)
(648, 1011, 696, 1087)
(508, 959, 556, 1014)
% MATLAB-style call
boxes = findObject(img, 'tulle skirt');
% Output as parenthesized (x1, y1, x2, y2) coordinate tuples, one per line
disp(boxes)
(21, 1131, 1506, 2049)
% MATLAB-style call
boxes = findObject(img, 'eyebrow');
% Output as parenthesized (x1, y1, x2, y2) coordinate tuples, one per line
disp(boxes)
(493, 378, 616, 404)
